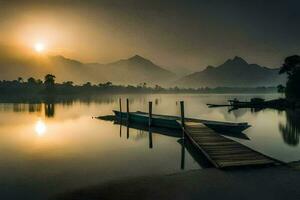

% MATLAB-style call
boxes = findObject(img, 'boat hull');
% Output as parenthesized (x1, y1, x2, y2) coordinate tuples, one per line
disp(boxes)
(114, 110, 180, 129)
(113, 110, 250, 133)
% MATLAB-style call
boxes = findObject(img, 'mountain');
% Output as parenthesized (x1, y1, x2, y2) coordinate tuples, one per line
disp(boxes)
(86, 55, 176, 85)
(0, 45, 287, 87)
(0, 45, 175, 85)
(176, 56, 287, 87)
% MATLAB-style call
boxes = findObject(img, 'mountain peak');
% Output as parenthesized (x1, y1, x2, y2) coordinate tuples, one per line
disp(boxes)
(128, 54, 149, 62)
(176, 56, 286, 88)
(230, 56, 248, 64)
(205, 65, 215, 70)
(50, 55, 83, 65)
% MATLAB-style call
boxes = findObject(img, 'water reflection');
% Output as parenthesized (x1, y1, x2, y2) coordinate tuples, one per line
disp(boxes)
(12, 103, 42, 113)
(229, 108, 248, 118)
(149, 128, 153, 149)
(229, 107, 263, 116)
(45, 103, 55, 118)
(0, 95, 164, 119)
(114, 120, 211, 169)
(180, 137, 186, 170)
(279, 110, 300, 146)
(3, 93, 299, 200)
(229, 106, 300, 146)
(177, 138, 212, 169)
(29, 104, 42, 113)
(1, 94, 300, 154)
(35, 119, 47, 136)
(126, 126, 129, 139)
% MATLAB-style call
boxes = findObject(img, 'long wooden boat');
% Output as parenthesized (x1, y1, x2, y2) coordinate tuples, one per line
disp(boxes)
(208, 98, 295, 110)
(113, 110, 251, 133)
(228, 98, 265, 107)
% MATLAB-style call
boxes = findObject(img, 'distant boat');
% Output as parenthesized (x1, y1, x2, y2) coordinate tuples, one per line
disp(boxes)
(228, 98, 265, 107)
(113, 110, 251, 133)
(207, 98, 294, 110)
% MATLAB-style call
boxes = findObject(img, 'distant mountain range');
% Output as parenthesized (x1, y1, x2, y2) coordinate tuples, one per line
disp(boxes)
(85, 55, 176, 85)
(0, 45, 286, 87)
(176, 56, 286, 87)
(0, 46, 176, 85)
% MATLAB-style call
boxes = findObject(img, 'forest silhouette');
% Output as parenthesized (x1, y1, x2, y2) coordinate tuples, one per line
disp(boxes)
(0, 74, 277, 96)
(279, 55, 300, 99)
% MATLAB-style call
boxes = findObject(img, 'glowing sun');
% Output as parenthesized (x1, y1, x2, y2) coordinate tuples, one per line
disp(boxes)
(34, 42, 45, 53)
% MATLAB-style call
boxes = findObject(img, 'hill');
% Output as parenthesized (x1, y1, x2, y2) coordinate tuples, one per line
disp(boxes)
(176, 56, 286, 87)
(0, 45, 175, 85)
(86, 55, 176, 85)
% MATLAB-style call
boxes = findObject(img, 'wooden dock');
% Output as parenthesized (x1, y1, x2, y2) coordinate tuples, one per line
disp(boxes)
(179, 121, 279, 168)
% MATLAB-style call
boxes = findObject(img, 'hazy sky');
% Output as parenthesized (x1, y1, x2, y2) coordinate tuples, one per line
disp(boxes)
(0, 0, 299, 71)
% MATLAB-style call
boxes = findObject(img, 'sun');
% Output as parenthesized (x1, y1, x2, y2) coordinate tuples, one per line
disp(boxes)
(34, 42, 45, 53)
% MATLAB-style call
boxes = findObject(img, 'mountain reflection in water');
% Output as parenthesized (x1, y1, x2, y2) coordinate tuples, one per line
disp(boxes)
(0, 93, 300, 162)
(0, 93, 300, 200)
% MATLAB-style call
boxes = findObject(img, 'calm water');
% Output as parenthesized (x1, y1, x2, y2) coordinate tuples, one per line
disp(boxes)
(0, 93, 299, 199)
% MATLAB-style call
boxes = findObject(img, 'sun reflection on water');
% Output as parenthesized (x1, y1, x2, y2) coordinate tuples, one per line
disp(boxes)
(35, 119, 46, 136)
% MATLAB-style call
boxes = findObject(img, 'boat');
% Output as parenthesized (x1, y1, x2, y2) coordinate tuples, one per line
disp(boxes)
(228, 98, 265, 107)
(207, 98, 295, 111)
(113, 110, 251, 133)
(97, 114, 250, 139)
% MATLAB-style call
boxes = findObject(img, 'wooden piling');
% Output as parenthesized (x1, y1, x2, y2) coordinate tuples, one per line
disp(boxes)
(180, 101, 185, 129)
(126, 98, 129, 123)
(127, 126, 129, 139)
(119, 98, 122, 112)
(149, 129, 153, 149)
(149, 101, 153, 126)
(180, 139, 185, 170)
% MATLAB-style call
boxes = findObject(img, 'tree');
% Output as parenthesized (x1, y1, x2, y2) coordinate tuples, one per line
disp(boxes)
(17, 77, 23, 83)
(83, 82, 91, 87)
(279, 55, 300, 76)
(44, 74, 56, 92)
(62, 81, 74, 87)
(155, 84, 162, 91)
(143, 82, 147, 88)
(27, 77, 37, 85)
(36, 79, 43, 85)
(277, 84, 285, 93)
(279, 55, 300, 98)
(104, 81, 112, 87)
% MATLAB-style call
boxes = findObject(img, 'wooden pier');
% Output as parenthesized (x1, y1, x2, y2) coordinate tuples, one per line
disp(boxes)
(113, 99, 280, 169)
(179, 121, 279, 168)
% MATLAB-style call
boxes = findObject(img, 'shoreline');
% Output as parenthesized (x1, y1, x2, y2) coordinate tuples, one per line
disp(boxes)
(54, 166, 300, 200)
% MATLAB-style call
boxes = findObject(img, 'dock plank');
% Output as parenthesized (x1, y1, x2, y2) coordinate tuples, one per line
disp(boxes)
(178, 121, 279, 168)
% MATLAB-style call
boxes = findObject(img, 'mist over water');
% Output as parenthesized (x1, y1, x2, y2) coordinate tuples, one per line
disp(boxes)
(0, 93, 299, 199)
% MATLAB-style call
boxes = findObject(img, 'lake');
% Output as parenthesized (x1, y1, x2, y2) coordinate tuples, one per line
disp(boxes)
(0, 93, 299, 199)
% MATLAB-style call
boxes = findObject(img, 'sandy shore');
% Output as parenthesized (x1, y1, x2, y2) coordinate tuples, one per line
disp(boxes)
(54, 166, 300, 200)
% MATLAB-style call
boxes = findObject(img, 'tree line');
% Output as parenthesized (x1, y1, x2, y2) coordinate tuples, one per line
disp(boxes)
(0, 74, 278, 95)
(278, 55, 300, 99)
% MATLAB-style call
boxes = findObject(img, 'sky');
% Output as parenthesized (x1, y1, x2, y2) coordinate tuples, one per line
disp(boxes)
(0, 0, 299, 72)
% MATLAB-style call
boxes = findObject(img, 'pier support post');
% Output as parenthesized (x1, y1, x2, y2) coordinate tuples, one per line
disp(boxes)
(180, 101, 185, 129)
(126, 98, 129, 123)
(149, 129, 153, 149)
(149, 101, 153, 126)
(180, 101, 185, 139)
(181, 138, 185, 170)
(127, 126, 129, 139)
(119, 98, 122, 119)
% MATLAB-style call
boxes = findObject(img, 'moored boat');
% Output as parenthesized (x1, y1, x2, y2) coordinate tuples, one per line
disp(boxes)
(113, 110, 251, 133)
(228, 98, 265, 107)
